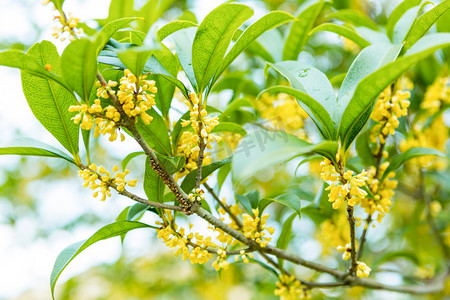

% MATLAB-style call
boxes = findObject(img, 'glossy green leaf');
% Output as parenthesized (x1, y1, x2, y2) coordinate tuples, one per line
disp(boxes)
(50, 221, 155, 299)
(386, 0, 421, 40)
(170, 27, 197, 90)
(180, 157, 231, 193)
(144, 157, 165, 203)
(259, 86, 335, 140)
(282, 0, 324, 61)
(178, 10, 197, 23)
(404, 0, 450, 49)
(392, 4, 423, 44)
(211, 122, 247, 136)
(156, 154, 185, 175)
(122, 151, 144, 170)
(192, 3, 253, 92)
(325, 9, 378, 30)
(135, 108, 172, 156)
(127, 203, 149, 221)
(117, 46, 153, 76)
(266, 194, 301, 218)
(339, 33, 450, 150)
(309, 23, 371, 48)
(95, 17, 142, 54)
(355, 129, 376, 166)
(157, 20, 198, 41)
(381, 147, 446, 182)
(21, 41, 79, 156)
(61, 39, 97, 102)
(276, 213, 296, 266)
(0, 138, 75, 164)
(232, 129, 338, 186)
(213, 11, 295, 83)
(235, 191, 259, 216)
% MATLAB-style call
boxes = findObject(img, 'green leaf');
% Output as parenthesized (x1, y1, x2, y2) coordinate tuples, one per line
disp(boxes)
(404, 0, 450, 50)
(392, 4, 423, 44)
(180, 158, 231, 193)
(61, 39, 97, 102)
(122, 151, 144, 170)
(157, 20, 198, 41)
(50, 0, 64, 12)
(170, 27, 198, 90)
(235, 191, 259, 216)
(95, 17, 142, 54)
(309, 23, 371, 48)
(339, 33, 450, 150)
(144, 157, 166, 203)
(178, 10, 197, 23)
(21, 41, 79, 156)
(211, 122, 247, 136)
(0, 50, 71, 92)
(127, 203, 149, 221)
(213, 11, 295, 83)
(325, 9, 378, 30)
(265, 194, 301, 218)
(386, 0, 421, 40)
(276, 212, 296, 267)
(156, 154, 185, 174)
(0, 138, 75, 164)
(135, 108, 172, 156)
(192, 3, 253, 92)
(232, 129, 338, 186)
(50, 221, 155, 299)
(282, 0, 324, 61)
(381, 147, 446, 182)
(355, 129, 376, 166)
(259, 86, 335, 140)
(117, 46, 153, 76)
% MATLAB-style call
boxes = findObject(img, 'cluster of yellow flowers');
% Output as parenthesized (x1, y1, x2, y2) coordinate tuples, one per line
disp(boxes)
(234, 249, 253, 264)
(117, 69, 157, 124)
(78, 164, 137, 201)
(176, 93, 221, 180)
(400, 75, 449, 169)
(320, 159, 368, 209)
(356, 261, 371, 278)
(242, 208, 274, 247)
(362, 163, 397, 223)
(316, 211, 349, 255)
(337, 243, 352, 261)
(69, 80, 124, 141)
(43, 0, 82, 42)
(257, 93, 308, 139)
(274, 274, 309, 300)
(217, 200, 242, 230)
(156, 215, 215, 265)
(212, 248, 230, 271)
(370, 79, 412, 144)
(187, 188, 205, 204)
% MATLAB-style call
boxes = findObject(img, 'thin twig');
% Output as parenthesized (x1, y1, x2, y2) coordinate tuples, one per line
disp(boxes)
(346, 204, 358, 274)
(204, 182, 243, 228)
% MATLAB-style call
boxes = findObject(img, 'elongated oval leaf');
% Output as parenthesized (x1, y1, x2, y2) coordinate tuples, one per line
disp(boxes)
(21, 41, 79, 156)
(339, 33, 450, 150)
(61, 39, 97, 102)
(157, 20, 198, 41)
(381, 147, 446, 182)
(95, 17, 142, 54)
(282, 0, 324, 61)
(267, 194, 301, 218)
(50, 221, 155, 299)
(276, 212, 296, 268)
(309, 23, 371, 48)
(211, 122, 247, 136)
(392, 4, 423, 44)
(117, 46, 153, 76)
(386, 0, 421, 40)
(144, 157, 166, 203)
(135, 108, 172, 156)
(122, 151, 144, 169)
(214, 11, 294, 83)
(404, 0, 450, 50)
(171, 27, 198, 91)
(259, 86, 335, 140)
(192, 3, 253, 92)
(181, 157, 231, 193)
(232, 128, 338, 186)
(325, 9, 378, 30)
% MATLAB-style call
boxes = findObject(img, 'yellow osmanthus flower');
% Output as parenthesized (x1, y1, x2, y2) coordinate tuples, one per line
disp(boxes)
(320, 159, 368, 209)
(421, 75, 450, 114)
(49, 10, 83, 41)
(362, 163, 397, 223)
(175, 131, 213, 180)
(274, 274, 309, 300)
(337, 243, 352, 261)
(212, 248, 230, 271)
(356, 261, 371, 278)
(217, 200, 242, 231)
(257, 93, 308, 139)
(234, 249, 253, 264)
(78, 164, 137, 201)
(370, 78, 412, 145)
(117, 69, 157, 125)
(316, 211, 349, 255)
(188, 188, 205, 204)
(156, 212, 215, 265)
(242, 209, 274, 247)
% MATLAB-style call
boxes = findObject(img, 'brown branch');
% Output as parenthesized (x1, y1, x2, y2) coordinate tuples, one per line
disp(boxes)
(346, 205, 358, 274)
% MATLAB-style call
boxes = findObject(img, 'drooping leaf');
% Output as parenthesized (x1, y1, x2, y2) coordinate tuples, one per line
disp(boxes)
(0, 138, 75, 164)
(282, 0, 324, 61)
(232, 128, 338, 186)
(259, 86, 335, 140)
(127, 203, 151, 221)
(95, 17, 142, 54)
(263, 194, 301, 218)
(276, 212, 296, 267)
(21, 41, 79, 156)
(61, 38, 97, 102)
(339, 33, 450, 150)
(211, 122, 247, 136)
(404, 0, 450, 50)
(235, 190, 259, 216)
(117, 46, 153, 76)
(122, 151, 144, 170)
(381, 147, 446, 182)
(50, 221, 155, 299)
(180, 157, 232, 193)
(213, 11, 295, 83)
(170, 27, 198, 91)
(325, 9, 378, 30)
(386, 0, 421, 40)
(192, 3, 253, 92)
(157, 20, 198, 41)
(309, 23, 371, 48)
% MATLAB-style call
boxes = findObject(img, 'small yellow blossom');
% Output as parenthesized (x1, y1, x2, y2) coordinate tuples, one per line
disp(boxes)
(51, 12, 83, 41)
(274, 274, 309, 300)
(234, 249, 253, 264)
(356, 261, 371, 278)
(337, 243, 352, 261)
(212, 248, 230, 271)
(242, 208, 274, 247)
